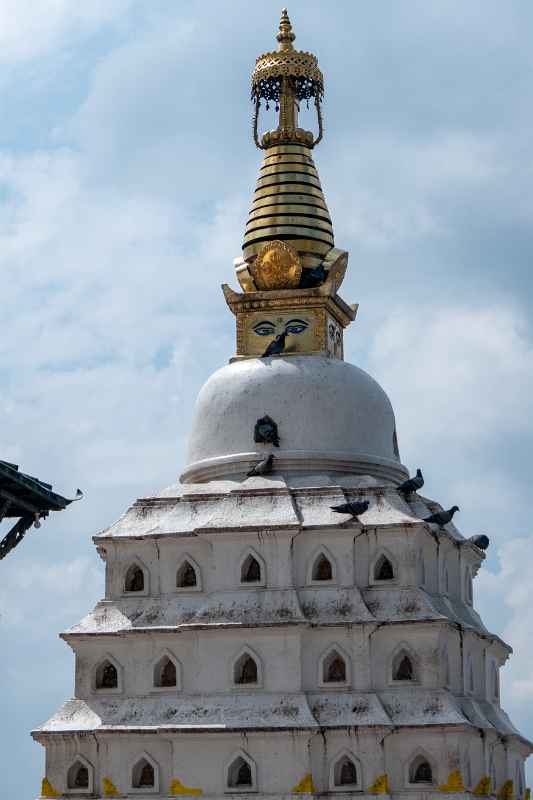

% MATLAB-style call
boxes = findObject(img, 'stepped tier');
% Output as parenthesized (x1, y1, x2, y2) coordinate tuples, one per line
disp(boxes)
(96, 475, 457, 538)
(63, 587, 497, 640)
(36, 689, 522, 738)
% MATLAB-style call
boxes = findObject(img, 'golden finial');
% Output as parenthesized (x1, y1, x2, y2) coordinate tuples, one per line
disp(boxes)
(277, 8, 295, 51)
(251, 9, 324, 150)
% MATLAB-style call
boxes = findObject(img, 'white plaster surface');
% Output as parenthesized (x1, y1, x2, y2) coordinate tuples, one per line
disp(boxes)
(181, 356, 407, 483)
(35, 357, 532, 799)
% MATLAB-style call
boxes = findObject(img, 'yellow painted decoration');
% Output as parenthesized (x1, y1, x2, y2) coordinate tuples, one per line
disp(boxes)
(498, 780, 514, 800)
(102, 777, 121, 797)
(368, 774, 390, 795)
(439, 770, 465, 793)
(41, 778, 61, 798)
(170, 778, 203, 796)
(291, 773, 316, 793)
(473, 776, 491, 796)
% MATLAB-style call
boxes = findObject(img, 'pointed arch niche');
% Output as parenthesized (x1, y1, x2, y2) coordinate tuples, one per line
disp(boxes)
(371, 550, 397, 584)
(226, 750, 257, 792)
(319, 644, 350, 688)
(330, 751, 362, 790)
(390, 643, 419, 684)
(232, 646, 262, 688)
(152, 650, 181, 692)
(239, 549, 265, 587)
(94, 654, 122, 694)
(131, 752, 159, 794)
(176, 555, 201, 592)
(307, 546, 336, 585)
(406, 752, 435, 787)
(123, 558, 149, 596)
(67, 755, 94, 794)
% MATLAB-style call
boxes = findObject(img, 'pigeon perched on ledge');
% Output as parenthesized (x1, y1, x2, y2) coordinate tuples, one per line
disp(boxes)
(247, 454, 274, 477)
(423, 505, 459, 527)
(468, 534, 490, 550)
(330, 500, 370, 519)
(397, 468, 424, 496)
(262, 331, 287, 358)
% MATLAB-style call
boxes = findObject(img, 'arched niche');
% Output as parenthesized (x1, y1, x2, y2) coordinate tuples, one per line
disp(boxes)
(94, 654, 122, 693)
(391, 643, 418, 684)
(176, 555, 201, 591)
(330, 751, 362, 790)
(239, 549, 265, 586)
(226, 750, 256, 791)
(131, 752, 159, 794)
(406, 752, 435, 787)
(152, 650, 181, 691)
(123, 558, 149, 595)
(371, 551, 397, 583)
(308, 546, 336, 585)
(232, 646, 262, 688)
(67, 755, 93, 793)
(319, 644, 350, 687)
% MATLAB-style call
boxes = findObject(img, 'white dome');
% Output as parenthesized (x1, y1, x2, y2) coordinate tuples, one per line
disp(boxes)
(181, 356, 407, 483)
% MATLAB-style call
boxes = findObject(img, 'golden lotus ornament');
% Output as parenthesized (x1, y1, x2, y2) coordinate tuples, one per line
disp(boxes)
(250, 240, 302, 290)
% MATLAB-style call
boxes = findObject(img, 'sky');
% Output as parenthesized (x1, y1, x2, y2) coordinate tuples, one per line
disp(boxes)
(1, 1, 533, 796)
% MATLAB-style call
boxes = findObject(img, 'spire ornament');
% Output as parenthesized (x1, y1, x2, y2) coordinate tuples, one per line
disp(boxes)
(251, 8, 324, 149)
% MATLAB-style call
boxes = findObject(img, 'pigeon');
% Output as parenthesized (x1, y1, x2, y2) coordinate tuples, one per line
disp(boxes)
(423, 505, 459, 527)
(299, 264, 327, 288)
(247, 454, 274, 477)
(469, 534, 490, 551)
(330, 500, 370, 518)
(262, 331, 287, 358)
(397, 468, 424, 496)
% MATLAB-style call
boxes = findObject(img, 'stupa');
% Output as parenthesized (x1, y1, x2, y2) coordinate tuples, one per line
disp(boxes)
(34, 10, 531, 800)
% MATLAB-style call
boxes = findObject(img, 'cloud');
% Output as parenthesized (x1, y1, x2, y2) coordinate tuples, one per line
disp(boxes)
(0, 0, 132, 65)
(322, 131, 500, 252)
(370, 304, 533, 447)
(476, 540, 533, 737)
(0, 556, 102, 633)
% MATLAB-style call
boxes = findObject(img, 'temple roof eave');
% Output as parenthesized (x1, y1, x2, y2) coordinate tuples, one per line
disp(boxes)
(60, 590, 511, 654)
(32, 690, 531, 747)
(92, 480, 477, 552)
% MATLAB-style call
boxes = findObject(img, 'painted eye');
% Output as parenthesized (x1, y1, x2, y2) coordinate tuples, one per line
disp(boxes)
(285, 323, 308, 335)
(254, 326, 275, 336)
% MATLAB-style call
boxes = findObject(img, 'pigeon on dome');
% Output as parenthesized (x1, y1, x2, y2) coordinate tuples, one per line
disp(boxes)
(397, 468, 424, 497)
(247, 454, 275, 477)
(330, 500, 370, 519)
(468, 534, 490, 550)
(423, 506, 460, 527)
(262, 331, 287, 358)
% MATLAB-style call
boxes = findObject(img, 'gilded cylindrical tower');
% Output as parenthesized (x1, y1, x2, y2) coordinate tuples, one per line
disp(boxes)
(240, 9, 336, 290)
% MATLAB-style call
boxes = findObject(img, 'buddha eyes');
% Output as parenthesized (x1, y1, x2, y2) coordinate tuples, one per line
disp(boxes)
(252, 319, 309, 337)
(253, 323, 276, 336)
(285, 320, 308, 335)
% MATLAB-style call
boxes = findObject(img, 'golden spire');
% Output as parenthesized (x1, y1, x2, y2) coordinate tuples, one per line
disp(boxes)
(242, 10, 336, 276)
